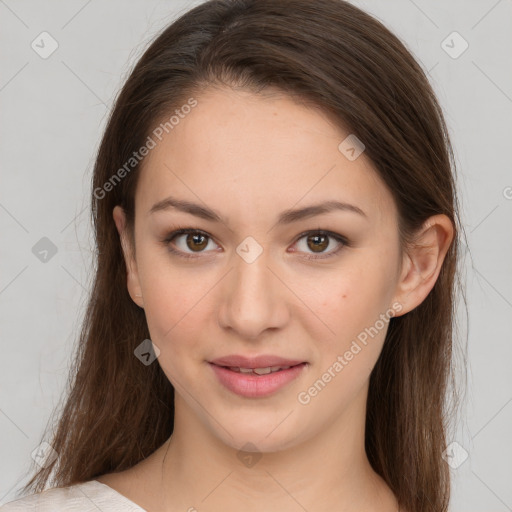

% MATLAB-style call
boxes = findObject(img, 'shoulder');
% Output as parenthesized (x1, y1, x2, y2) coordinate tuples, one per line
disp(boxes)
(0, 480, 144, 511)
(1, 481, 100, 511)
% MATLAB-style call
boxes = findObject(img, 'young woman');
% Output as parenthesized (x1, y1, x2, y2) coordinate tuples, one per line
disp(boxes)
(3, 0, 465, 511)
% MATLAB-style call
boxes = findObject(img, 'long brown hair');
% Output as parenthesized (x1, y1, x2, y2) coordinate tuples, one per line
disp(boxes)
(20, 1, 467, 510)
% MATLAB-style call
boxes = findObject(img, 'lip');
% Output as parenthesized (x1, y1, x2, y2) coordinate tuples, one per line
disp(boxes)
(209, 354, 307, 369)
(208, 359, 308, 398)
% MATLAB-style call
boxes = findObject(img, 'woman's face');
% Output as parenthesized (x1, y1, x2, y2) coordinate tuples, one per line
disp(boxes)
(115, 86, 408, 452)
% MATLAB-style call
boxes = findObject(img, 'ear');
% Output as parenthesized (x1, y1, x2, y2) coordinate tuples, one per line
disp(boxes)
(391, 214, 454, 316)
(113, 205, 144, 309)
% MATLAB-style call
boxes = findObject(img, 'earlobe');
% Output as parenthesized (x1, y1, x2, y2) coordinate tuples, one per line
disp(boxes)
(112, 205, 144, 309)
(391, 214, 454, 316)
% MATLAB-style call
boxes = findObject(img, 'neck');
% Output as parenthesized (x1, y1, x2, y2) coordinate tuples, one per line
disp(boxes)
(145, 383, 397, 512)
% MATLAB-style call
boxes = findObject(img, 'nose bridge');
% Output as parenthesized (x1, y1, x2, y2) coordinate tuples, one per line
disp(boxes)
(217, 242, 287, 339)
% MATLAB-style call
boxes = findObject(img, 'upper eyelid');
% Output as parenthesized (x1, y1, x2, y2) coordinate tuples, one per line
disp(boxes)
(167, 228, 343, 242)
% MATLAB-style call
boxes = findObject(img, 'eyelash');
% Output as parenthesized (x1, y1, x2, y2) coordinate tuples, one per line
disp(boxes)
(162, 226, 350, 261)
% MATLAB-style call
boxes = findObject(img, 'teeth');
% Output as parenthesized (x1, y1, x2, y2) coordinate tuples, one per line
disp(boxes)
(228, 365, 292, 375)
(253, 367, 272, 375)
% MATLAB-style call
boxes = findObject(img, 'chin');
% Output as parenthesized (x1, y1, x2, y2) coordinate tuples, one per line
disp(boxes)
(208, 413, 308, 455)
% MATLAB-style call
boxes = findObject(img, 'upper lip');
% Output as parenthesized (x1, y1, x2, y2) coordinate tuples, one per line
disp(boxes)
(209, 354, 306, 369)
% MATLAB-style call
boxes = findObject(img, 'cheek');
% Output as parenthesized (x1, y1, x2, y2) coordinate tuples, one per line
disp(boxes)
(137, 253, 211, 358)
(310, 257, 397, 367)
(300, 270, 394, 413)
(318, 262, 394, 326)
(141, 275, 210, 394)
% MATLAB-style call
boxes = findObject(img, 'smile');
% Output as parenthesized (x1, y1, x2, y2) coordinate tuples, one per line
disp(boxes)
(209, 362, 308, 398)
(227, 365, 294, 375)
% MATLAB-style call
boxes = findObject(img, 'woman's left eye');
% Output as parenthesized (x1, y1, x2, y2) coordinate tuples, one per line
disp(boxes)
(292, 230, 348, 259)
(162, 228, 349, 260)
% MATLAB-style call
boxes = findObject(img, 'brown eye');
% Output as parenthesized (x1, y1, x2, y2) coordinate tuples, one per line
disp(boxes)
(306, 233, 329, 253)
(293, 230, 348, 260)
(164, 228, 217, 259)
(185, 233, 209, 251)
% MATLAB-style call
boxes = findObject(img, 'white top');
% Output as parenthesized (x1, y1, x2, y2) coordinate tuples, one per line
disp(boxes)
(0, 480, 146, 511)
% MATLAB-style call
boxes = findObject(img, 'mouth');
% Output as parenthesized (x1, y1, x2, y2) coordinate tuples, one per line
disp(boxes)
(209, 354, 307, 369)
(211, 362, 305, 375)
(208, 361, 308, 398)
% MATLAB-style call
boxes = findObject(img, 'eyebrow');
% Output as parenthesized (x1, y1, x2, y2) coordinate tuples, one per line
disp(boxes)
(148, 196, 367, 225)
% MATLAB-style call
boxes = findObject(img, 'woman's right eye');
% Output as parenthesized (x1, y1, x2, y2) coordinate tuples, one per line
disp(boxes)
(163, 228, 218, 259)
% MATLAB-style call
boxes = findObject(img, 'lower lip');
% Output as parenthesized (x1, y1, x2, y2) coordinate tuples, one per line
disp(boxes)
(209, 362, 308, 398)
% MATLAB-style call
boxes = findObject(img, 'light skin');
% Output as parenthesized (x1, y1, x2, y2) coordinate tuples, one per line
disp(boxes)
(98, 86, 454, 512)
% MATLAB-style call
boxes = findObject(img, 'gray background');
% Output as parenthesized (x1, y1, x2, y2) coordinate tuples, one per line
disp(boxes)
(1, 0, 511, 510)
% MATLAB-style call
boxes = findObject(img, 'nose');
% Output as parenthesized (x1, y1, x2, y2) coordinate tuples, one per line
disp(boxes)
(217, 248, 289, 340)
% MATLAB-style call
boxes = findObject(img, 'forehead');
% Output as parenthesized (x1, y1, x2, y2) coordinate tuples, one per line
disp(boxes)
(135, 87, 396, 226)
